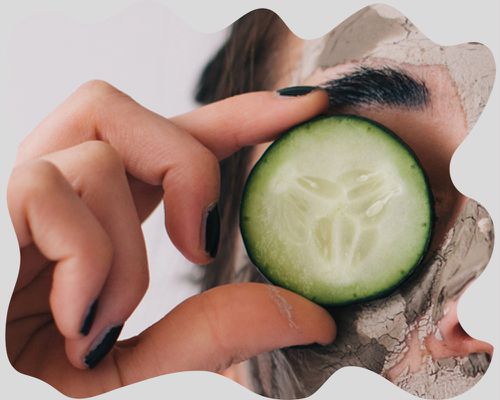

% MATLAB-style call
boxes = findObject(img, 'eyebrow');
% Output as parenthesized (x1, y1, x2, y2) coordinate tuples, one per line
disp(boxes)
(319, 66, 429, 110)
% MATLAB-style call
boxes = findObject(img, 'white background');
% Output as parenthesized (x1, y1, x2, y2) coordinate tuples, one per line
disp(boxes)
(0, 1, 498, 399)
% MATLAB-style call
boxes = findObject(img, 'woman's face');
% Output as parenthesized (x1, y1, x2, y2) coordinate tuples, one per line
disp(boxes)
(266, 58, 467, 253)
(241, 5, 494, 399)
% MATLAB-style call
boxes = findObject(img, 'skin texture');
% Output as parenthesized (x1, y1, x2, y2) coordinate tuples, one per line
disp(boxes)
(218, 6, 495, 399)
(6, 83, 338, 397)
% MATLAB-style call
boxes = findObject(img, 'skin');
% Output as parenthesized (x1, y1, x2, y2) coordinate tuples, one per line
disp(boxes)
(6, 11, 494, 400)
(230, 29, 493, 398)
(6, 81, 337, 397)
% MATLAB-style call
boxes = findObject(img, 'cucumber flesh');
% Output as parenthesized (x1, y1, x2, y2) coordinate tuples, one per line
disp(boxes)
(240, 115, 433, 306)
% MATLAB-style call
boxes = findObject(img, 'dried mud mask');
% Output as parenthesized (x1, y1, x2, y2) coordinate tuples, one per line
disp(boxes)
(203, 4, 495, 399)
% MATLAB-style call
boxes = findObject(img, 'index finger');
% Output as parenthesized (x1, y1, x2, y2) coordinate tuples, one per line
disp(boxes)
(171, 89, 329, 159)
(18, 82, 328, 166)
(16, 81, 328, 262)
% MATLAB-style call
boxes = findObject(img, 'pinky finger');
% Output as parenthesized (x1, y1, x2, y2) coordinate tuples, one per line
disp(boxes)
(8, 160, 112, 341)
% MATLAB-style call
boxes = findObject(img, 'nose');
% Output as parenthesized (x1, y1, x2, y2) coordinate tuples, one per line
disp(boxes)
(425, 298, 493, 360)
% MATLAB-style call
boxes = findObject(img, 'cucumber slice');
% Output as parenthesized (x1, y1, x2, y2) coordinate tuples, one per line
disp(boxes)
(240, 115, 433, 306)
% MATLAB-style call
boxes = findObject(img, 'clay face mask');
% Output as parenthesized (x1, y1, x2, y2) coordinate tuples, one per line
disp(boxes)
(215, 5, 495, 399)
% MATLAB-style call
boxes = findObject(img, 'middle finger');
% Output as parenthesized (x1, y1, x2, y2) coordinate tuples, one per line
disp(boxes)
(42, 141, 149, 369)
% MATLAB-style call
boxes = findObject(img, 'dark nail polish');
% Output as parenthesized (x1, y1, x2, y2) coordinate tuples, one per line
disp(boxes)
(80, 299, 99, 336)
(204, 203, 220, 258)
(276, 85, 317, 97)
(84, 325, 123, 369)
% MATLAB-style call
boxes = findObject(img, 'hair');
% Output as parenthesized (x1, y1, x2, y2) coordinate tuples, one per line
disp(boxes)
(194, 10, 430, 293)
(195, 9, 287, 104)
(195, 9, 289, 291)
(193, 10, 435, 398)
(192, 9, 491, 400)
(322, 66, 429, 109)
(195, 10, 325, 397)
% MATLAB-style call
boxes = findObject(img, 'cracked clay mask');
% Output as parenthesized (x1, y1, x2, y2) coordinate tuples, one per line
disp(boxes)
(206, 4, 495, 399)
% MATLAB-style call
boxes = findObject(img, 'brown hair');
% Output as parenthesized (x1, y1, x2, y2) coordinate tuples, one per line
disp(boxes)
(195, 9, 289, 290)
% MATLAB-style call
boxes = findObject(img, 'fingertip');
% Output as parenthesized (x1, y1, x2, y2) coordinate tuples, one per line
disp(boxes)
(202, 202, 220, 260)
(160, 142, 221, 265)
(79, 298, 99, 337)
(270, 286, 336, 346)
(314, 306, 337, 345)
(273, 86, 329, 111)
(163, 197, 220, 265)
(83, 325, 123, 369)
(275, 85, 318, 97)
(312, 87, 331, 111)
(49, 289, 101, 341)
(65, 340, 88, 370)
(65, 323, 124, 370)
(275, 85, 329, 105)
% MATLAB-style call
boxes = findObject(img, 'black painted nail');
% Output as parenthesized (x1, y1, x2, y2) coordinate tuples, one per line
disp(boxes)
(276, 85, 318, 97)
(80, 298, 99, 336)
(84, 325, 123, 369)
(204, 203, 220, 258)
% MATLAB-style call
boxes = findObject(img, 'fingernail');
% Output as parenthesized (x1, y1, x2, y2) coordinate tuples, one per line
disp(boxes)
(204, 203, 220, 258)
(276, 85, 318, 97)
(80, 298, 99, 336)
(84, 325, 123, 369)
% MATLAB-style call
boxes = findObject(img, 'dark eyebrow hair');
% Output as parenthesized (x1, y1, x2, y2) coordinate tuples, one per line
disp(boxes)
(319, 66, 429, 110)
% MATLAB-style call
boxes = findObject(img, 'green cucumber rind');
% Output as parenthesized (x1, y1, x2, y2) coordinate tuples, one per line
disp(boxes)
(240, 114, 435, 306)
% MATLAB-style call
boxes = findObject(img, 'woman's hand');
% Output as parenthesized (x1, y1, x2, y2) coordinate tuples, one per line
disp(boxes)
(6, 81, 335, 397)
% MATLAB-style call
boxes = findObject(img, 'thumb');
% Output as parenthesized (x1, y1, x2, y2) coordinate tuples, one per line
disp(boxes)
(112, 283, 336, 386)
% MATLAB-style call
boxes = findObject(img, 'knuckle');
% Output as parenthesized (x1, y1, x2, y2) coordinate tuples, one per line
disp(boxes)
(7, 160, 66, 221)
(192, 145, 220, 180)
(81, 141, 124, 177)
(77, 79, 117, 99)
(9, 160, 62, 198)
(82, 227, 114, 268)
(75, 80, 120, 115)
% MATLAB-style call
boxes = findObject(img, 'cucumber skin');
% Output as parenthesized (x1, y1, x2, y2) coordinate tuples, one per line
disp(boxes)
(240, 114, 435, 307)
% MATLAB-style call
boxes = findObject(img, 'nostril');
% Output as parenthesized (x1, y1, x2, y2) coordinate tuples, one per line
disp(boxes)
(425, 299, 493, 359)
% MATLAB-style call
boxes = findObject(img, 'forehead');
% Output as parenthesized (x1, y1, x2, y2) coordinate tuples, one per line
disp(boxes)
(295, 4, 494, 131)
